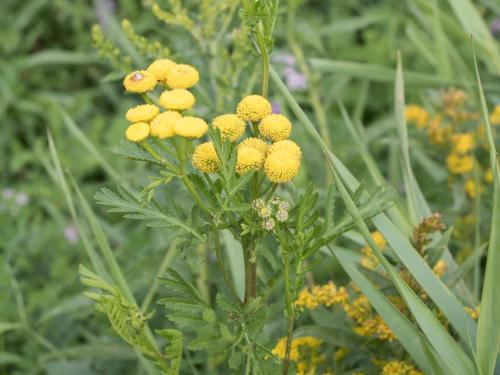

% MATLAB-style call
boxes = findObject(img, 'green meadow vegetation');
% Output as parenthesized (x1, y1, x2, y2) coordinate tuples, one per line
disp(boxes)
(1, 0, 500, 374)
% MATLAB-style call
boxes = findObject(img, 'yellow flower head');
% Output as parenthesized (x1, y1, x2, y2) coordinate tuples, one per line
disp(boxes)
(192, 142, 220, 173)
(166, 64, 200, 89)
(452, 133, 474, 154)
(264, 150, 300, 183)
(489, 104, 500, 125)
(382, 360, 422, 375)
(236, 95, 272, 122)
(147, 58, 176, 83)
(150, 111, 181, 139)
(238, 137, 268, 156)
(446, 153, 473, 174)
(464, 179, 482, 199)
(268, 140, 301, 160)
(174, 116, 208, 139)
(236, 146, 264, 175)
(432, 260, 447, 278)
(125, 104, 160, 123)
(159, 89, 195, 110)
(125, 122, 150, 142)
(485, 168, 493, 184)
(258, 114, 292, 141)
(212, 114, 246, 142)
(405, 105, 429, 129)
(123, 70, 157, 93)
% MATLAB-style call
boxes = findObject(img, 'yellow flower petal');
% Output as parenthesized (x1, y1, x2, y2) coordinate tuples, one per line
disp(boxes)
(123, 70, 157, 93)
(126, 122, 150, 142)
(125, 104, 160, 122)
(159, 89, 195, 110)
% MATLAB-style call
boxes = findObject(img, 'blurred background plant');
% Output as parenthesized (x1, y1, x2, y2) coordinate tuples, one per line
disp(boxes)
(1, 0, 499, 374)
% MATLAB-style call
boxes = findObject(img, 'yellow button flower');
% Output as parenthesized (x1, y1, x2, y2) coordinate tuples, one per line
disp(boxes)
(123, 70, 157, 93)
(236, 146, 264, 175)
(238, 137, 268, 156)
(264, 150, 300, 183)
(490, 105, 500, 126)
(125, 104, 160, 122)
(268, 140, 301, 160)
(446, 153, 473, 174)
(174, 116, 208, 139)
(147, 58, 176, 83)
(150, 111, 181, 139)
(451, 133, 474, 154)
(212, 114, 246, 142)
(236, 95, 272, 122)
(166, 64, 199, 89)
(259, 114, 292, 141)
(126, 122, 150, 142)
(192, 142, 220, 173)
(159, 89, 195, 110)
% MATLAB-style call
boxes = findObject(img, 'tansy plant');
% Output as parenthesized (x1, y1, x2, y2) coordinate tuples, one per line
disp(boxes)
(78, 2, 500, 375)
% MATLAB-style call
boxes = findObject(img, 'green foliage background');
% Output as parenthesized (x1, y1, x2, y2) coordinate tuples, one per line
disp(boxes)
(1, 0, 499, 374)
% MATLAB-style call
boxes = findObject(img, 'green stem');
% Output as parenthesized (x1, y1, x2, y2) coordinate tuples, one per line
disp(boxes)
(282, 251, 294, 375)
(243, 239, 257, 304)
(214, 232, 241, 302)
(141, 141, 178, 172)
(182, 175, 211, 215)
(255, 30, 269, 98)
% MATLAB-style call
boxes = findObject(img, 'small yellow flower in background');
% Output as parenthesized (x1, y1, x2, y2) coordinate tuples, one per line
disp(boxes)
(235, 146, 264, 175)
(271, 336, 321, 362)
(126, 122, 150, 142)
(490, 104, 500, 125)
(212, 114, 246, 142)
(166, 64, 199, 89)
(295, 282, 348, 310)
(335, 347, 349, 362)
(361, 231, 386, 270)
(451, 133, 474, 154)
(465, 305, 480, 320)
(150, 111, 181, 139)
(125, 104, 160, 122)
(147, 58, 176, 83)
(405, 105, 429, 129)
(238, 137, 268, 156)
(236, 95, 272, 122)
(268, 140, 302, 160)
(123, 70, 157, 93)
(192, 142, 220, 173)
(485, 168, 493, 184)
(174, 116, 208, 139)
(264, 150, 300, 183)
(464, 179, 479, 199)
(159, 89, 195, 110)
(259, 114, 292, 141)
(432, 260, 447, 278)
(428, 120, 451, 145)
(446, 153, 473, 174)
(382, 360, 422, 375)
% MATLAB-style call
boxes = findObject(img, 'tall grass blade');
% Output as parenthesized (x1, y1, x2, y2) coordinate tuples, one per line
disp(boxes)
(472, 41, 500, 375)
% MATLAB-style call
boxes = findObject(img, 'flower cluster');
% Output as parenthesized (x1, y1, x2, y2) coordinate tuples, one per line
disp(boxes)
(360, 231, 387, 270)
(121, 60, 302, 186)
(405, 88, 498, 200)
(381, 360, 423, 375)
(123, 58, 205, 143)
(251, 197, 290, 232)
(295, 281, 348, 310)
(271, 336, 322, 375)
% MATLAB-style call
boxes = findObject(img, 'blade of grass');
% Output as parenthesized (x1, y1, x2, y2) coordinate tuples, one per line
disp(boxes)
(473, 40, 500, 375)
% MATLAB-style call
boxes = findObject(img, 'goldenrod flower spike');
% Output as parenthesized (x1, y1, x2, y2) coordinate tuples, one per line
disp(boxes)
(259, 114, 292, 141)
(264, 150, 300, 183)
(159, 89, 195, 110)
(174, 116, 208, 139)
(446, 153, 473, 174)
(268, 140, 301, 160)
(236, 146, 264, 175)
(236, 95, 272, 122)
(147, 58, 176, 83)
(123, 70, 157, 93)
(150, 111, 182, 139)
(192, 142, 220, 173)
(125, 104, 160, 122)
(166, 64, 200, 89)
(451, 133, 474, 154)
(238, 137, 268, 156)
(212, 114, 246, 142)
(126, 122, 150, 142)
